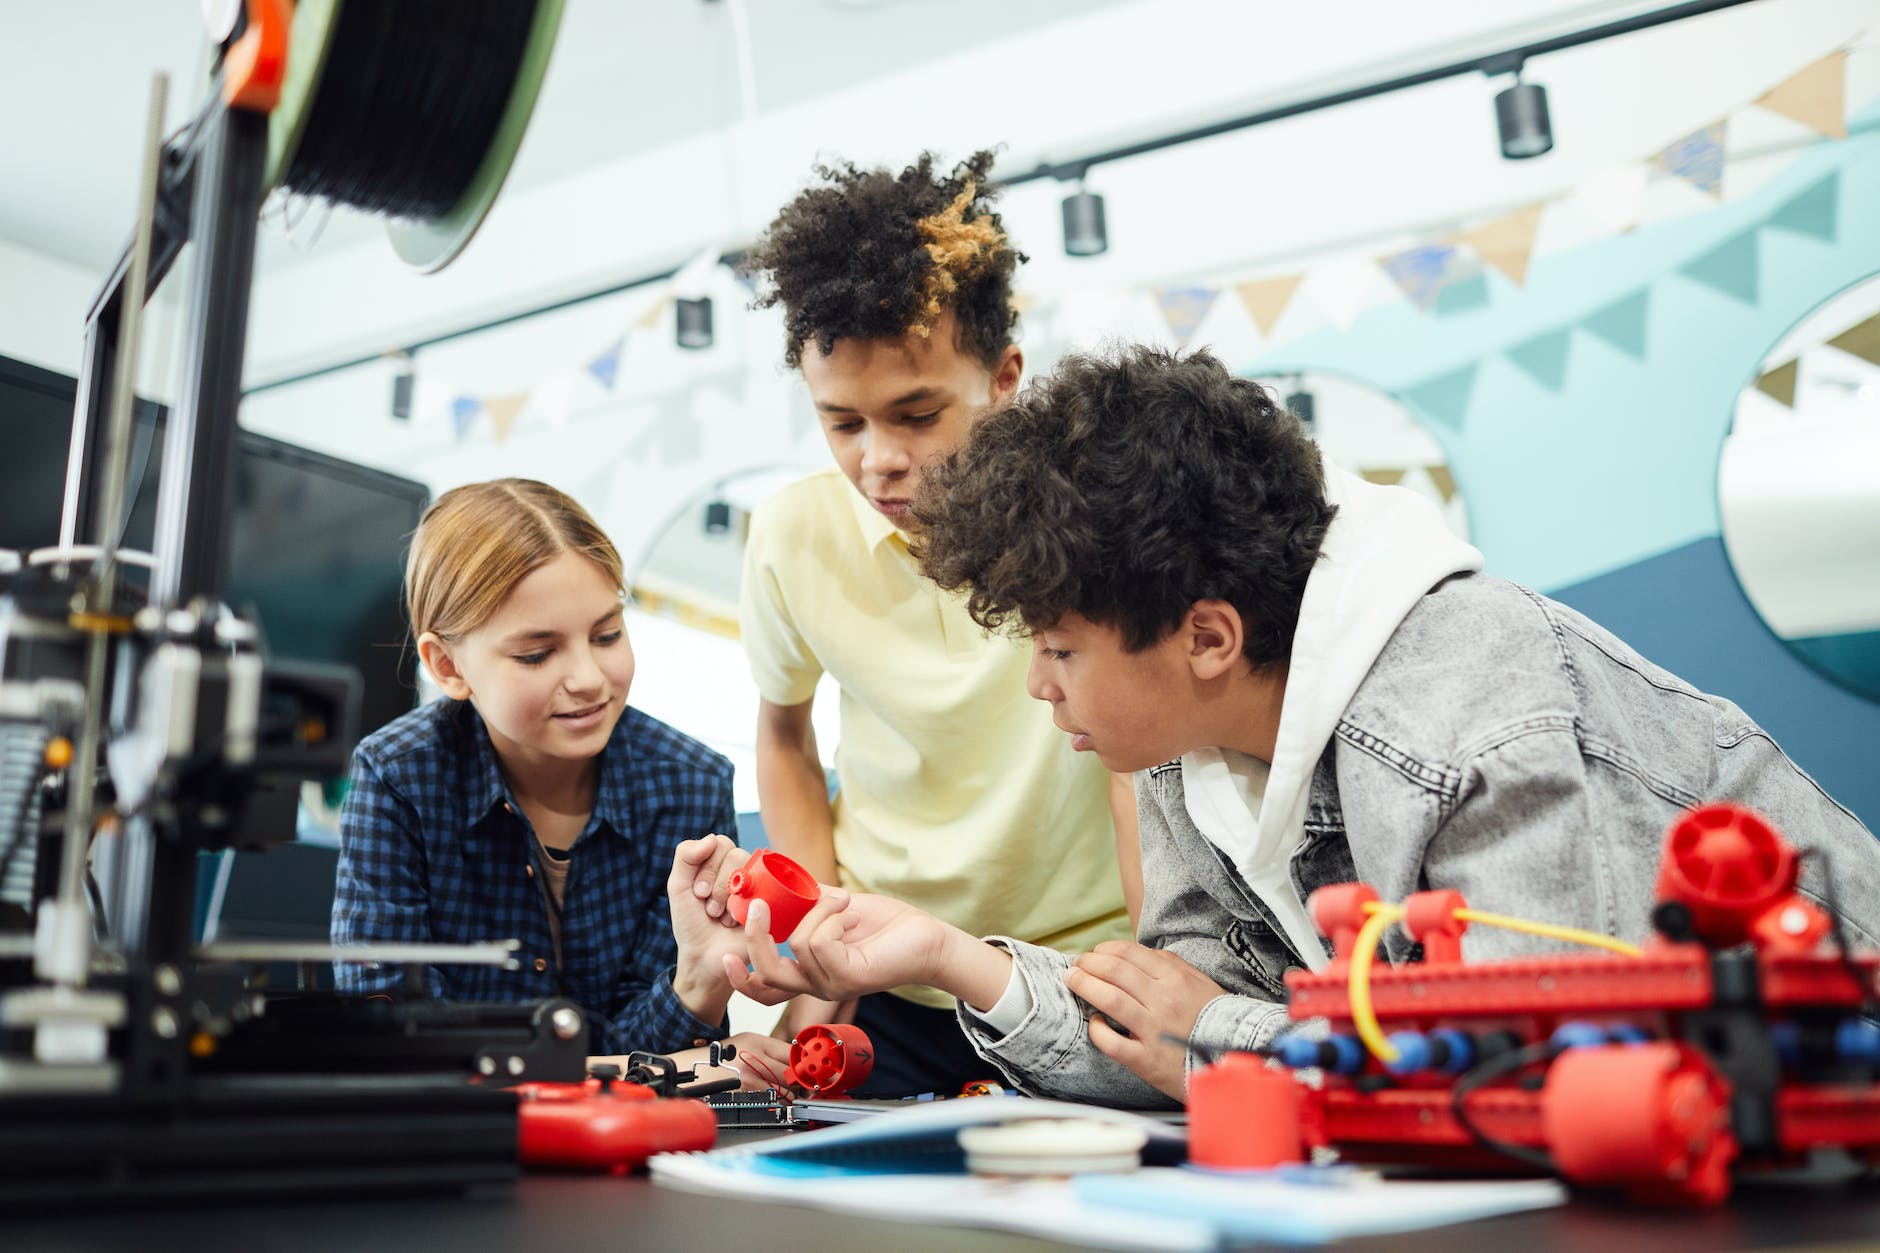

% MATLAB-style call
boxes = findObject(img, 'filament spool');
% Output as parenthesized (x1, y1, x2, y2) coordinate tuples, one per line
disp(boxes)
(261, 0, 565, 272)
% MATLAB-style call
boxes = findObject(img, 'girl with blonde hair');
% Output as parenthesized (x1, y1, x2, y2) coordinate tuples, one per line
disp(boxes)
(332, 478, 782, 1071)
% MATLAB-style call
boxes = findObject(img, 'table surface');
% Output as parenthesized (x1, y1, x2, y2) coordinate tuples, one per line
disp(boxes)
(11, 1133, 1880, 1252)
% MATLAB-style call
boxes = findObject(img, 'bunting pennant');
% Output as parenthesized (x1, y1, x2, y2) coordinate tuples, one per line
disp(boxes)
(1828, 311, 1880, 368)
(1753, 359, 1799, 407)
(1359, 468, 1406, 486)
(1010, 293, 1037, 317)
(1401, 363, 1479, 434)
(1426, 464, 1459, 503)
(1653, 121, 1727, 198)
(1458, 204, 1544, 286)
(1764, 171, 1840, 243)
(1156, 286, 1219, 344)
(1579, 290, 1651, 360)
(1505, 328, 1573, 391)
(484, 392, 528, 443)
(449, 396, 482, 442)
(1678, 229, 1761, 305)
(1381, 243, 1477, 312)
(1235, 274, 1304, 336)
(587, 336, 626, 390)
(1754, 50, 1846, 139)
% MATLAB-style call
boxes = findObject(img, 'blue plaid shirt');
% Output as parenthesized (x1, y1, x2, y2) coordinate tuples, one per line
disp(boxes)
(330, 698, 738, 1055)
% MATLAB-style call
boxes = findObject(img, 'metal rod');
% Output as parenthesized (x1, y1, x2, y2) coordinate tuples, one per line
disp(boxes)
(49, 76, 169, 986)
(198, 939, 521, 967)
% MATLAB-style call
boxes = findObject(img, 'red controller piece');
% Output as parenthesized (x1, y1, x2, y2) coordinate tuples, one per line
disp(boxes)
(516, 1080, 716, 1173)
(785, 1023, 875, 1096)
(727, 849, 823, 940)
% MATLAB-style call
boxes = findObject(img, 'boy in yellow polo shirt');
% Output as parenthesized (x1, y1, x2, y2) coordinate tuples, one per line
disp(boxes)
(736, 150, 1135, 1095)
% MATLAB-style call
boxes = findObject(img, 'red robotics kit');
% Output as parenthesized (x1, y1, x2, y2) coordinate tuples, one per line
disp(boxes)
(1188, 803, 1880, 1205)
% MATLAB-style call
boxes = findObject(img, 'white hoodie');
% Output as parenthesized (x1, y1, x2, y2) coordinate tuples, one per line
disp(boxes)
(1180, 466, 1483, 970)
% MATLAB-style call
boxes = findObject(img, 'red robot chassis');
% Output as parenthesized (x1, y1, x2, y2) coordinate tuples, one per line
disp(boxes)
(1191, 803, 1880, 1205)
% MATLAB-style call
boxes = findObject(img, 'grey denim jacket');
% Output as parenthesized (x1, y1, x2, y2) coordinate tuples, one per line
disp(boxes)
(958, 574, 1880, 1110)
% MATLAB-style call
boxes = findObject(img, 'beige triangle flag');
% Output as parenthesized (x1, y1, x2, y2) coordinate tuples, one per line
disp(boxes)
(1235, 273, 1305, 336)
(1458, 204, 1544, 286)
(1753, 360, 1798, 408)
(1755, 51, 1846, 140)
(1426, 464, 1458, 503)
(1011, 293, 1037, 317)
(1360, 468, 1406, 487)
(485, 392, 528, 442)
(1827, 310, 1880, 368)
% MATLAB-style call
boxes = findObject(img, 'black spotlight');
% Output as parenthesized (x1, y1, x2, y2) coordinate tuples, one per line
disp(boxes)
(389, 352, 414, 420)
(1495, 76, 1553, 160)
(1061, 185, 1108, 257)
(702, 499, 732, 536)
(676, 295, 714, 349)
(1284, 381, 1316, 433)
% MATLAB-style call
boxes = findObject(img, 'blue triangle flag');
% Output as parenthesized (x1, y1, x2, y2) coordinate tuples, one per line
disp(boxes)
(1157, 286, 1219, 344)
(1764, 172, 1839, 243)
(587, 337, 625, 391)
(1579, 290, 1651, 360)
(1402, 364, 1479, 434)
(450, 396, 482, 441)
(1678, 231, 1760, 305)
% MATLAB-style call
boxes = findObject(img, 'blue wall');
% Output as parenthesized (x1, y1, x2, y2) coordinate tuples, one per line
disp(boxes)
(1247, 106, 1880, 828)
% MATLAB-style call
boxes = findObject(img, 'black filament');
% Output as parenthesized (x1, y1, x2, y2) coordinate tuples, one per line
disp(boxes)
(282, 0, 539, 220)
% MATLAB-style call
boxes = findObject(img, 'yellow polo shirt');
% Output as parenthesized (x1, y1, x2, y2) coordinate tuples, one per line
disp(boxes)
(740, 468, 1130, 1007)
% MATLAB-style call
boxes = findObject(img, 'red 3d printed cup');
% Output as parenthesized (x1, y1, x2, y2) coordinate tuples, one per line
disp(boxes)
(726, 849, 821, 940)
(1187, 1053, 1304, 1169)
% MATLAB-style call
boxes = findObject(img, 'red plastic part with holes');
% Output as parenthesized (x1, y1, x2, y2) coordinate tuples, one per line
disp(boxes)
(1402, 889, 1470, 964)
(785, 1023, 874, 1095)
(727, 850, 822, 940)
(517, 1087, 716, 1173)
(1543, 1042, 1737, 1206)
(1187, 1053, 1304, 1169)
(1307, 882, 1380, 964)
(1655, 803, 1796, 947)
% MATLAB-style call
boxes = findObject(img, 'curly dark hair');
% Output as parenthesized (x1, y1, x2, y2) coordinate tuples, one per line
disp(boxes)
(740, 150, 1025, 371)
(912, 346, 1337, 668)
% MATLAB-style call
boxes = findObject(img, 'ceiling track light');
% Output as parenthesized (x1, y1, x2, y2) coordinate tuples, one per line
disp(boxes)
(1060, 179, 1108, 257)
(1494, 66, 1553, 160)
(388, 349, 415, 420)
(675, 295, 714, 349)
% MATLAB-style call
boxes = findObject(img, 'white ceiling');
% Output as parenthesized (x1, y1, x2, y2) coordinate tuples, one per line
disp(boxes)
(4, 0, 1875, 389)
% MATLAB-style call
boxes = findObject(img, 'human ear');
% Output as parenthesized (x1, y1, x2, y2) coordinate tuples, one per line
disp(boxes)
(990, 344, 1023, 407)
(418, 632, 472, 701)
(1185, 600, 1246, 680)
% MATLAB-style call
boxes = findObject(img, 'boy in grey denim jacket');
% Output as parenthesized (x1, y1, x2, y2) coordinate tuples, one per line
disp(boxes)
(726, 345, 1880, 1110)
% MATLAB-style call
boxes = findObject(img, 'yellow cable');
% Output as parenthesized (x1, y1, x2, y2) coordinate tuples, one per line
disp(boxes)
(1452, 908, 1642, 957)
(1347, 903, 1405, 1064)
(1344, 900, 1639, 1065)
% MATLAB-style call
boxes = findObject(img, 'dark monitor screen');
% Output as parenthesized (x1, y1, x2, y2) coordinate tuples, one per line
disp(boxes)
(0, 354, 428, 739)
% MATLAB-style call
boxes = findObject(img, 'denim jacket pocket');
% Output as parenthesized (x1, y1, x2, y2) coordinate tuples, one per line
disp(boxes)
(1222, 917, 1294, 1000)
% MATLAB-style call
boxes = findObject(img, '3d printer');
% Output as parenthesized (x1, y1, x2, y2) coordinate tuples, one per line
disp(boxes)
(0, 1, 594, 1208)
